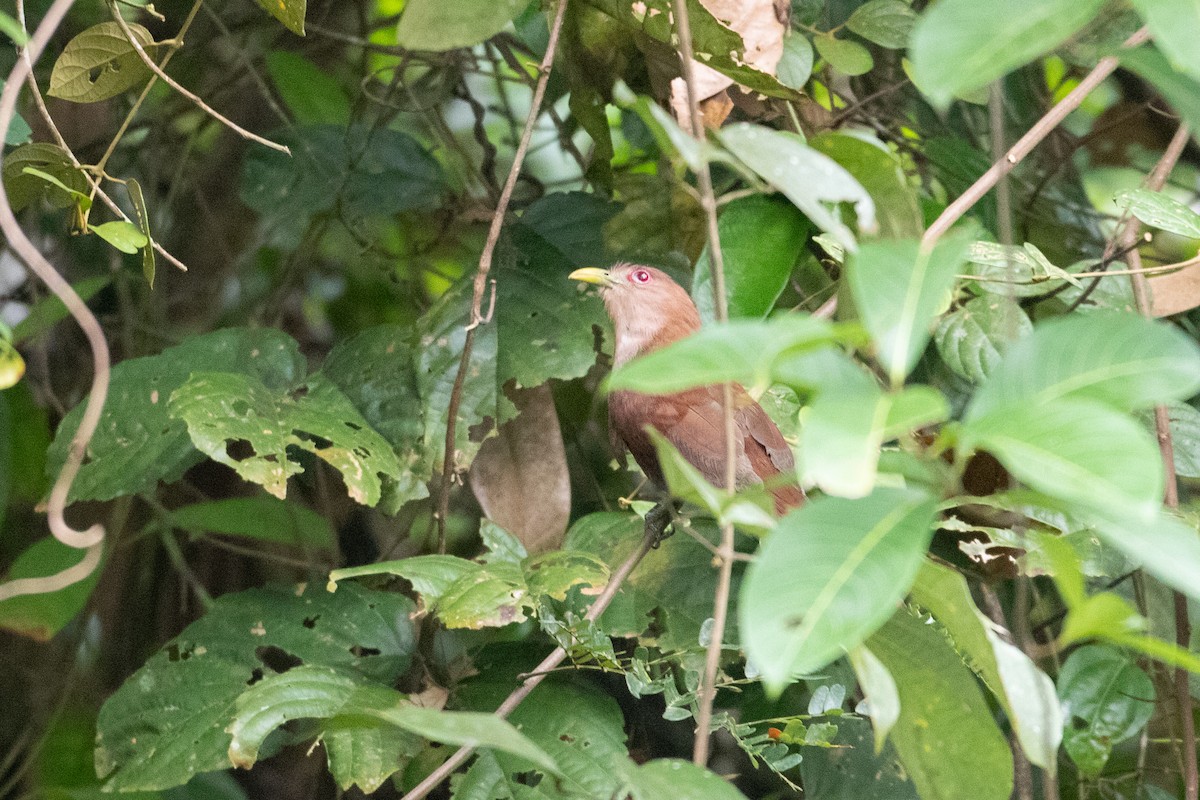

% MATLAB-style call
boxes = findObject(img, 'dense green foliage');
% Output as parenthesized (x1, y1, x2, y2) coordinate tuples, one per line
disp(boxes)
(4, 0, 1200, 798)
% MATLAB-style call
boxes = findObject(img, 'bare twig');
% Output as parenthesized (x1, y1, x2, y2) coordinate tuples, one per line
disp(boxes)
(922, 27, 1150, 250)
(0, 0, 108, 563)
(433, 0, 570, 553)
(667, 0, 736, 768)
(399, 516, 661, 800)
(106, 2, 290, 155)
(1122, 122, 1197, 800)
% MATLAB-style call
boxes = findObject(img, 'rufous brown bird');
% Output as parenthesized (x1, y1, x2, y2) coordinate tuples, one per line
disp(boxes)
(569, 263, 804, 515)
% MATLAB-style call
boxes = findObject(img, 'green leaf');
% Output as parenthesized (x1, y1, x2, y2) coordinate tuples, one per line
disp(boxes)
(585, 0, 799, 99)
(48, 328, 305, 502)
(777, 33, 814, 89)
(48, 22, 157, 103)
(814, 33, 873, 76)
(1130, 0, 1200, 79)
(396, 0, 526, 51)
(3, 143, 89, 211)
(1120, 46, 1200, 147)
(848, 645, 900, 751)
(867, 609, 1014, 800)
(799, 376, 889, 498)
(524, 549, 610, 601)
(226, 665, 420, 788)
(255, 0, 305, 35)
(620, 759, 750, 800)
(168, 496, 335, 549)
(0, 15, 28, 46)
(96, 583, 416, 791)
(849, 234, 970, 384)
(89, 220, 147, 254)
(719, 123, 877, 251)
(692, 194, 810, 322)
(846, 0, 917, 49)
(962, 241, 1078, 298)
(264, 51, 350, 125)
(910, 561, 1062, 774)
(606, 315, 841, 396)
(934, 296, 1032, 383)
(169, 371, 401, 507)
(21, 166, 91, 211)
(966, 312, 1200, 420)
(961, 398, 1164, 523)
(329, 554, 477, 600)
(741, 488, 938, 690)
(909, 0, 1106, 107)
(1060, 592, 1145, 645)
(809, 131, 924, 238)
(1087, 510, 1200, 608)
(320, 325, 429, 511)
(1113, 187, 1200, 238)
(125, 178, 155, 289)
(799, 717, 918, 800)
(0, 538, 104, 640)
(1058, 645, 1155, 777)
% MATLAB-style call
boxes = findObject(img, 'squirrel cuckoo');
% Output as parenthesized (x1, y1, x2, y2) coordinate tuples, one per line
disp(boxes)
(569, 264, 804, 515)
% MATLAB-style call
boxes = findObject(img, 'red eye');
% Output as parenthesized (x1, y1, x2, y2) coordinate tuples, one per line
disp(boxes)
(629, 269, 652, 285)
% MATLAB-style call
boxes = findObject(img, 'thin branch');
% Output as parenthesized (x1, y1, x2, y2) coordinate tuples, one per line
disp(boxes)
(0, 0, 108, 560)
(399, 516, 662, 800)
(106, 3, 290, 155)
(1123, 122, 1197, 800)
(922, 27, 1150, 250)
(15, 0, 190, 274)
(667, 0, 735, 768)
(433, 0, 570, 553)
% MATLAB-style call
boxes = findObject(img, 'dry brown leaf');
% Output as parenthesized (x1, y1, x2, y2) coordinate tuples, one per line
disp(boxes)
(1150, 265, 1200, 317)
(468, 384, 570, 554)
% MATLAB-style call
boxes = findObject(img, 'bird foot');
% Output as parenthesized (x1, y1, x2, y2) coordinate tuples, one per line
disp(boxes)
(643, 501, 681, 548)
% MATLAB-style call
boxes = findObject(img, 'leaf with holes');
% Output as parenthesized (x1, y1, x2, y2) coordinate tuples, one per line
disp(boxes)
(95, 583, 416, 792)
(48, 328, 306, 503)
(169, 371, 400, 506)
(48, 22, 157, 103)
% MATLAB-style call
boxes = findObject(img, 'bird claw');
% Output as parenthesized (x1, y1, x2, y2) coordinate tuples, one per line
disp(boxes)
(643, 501, 681, 548)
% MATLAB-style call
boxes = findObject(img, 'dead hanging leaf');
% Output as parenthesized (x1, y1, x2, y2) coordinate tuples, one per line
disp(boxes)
(668, 0, 788, 129)
(468, 385, 570, 554)
(1150, 265, 1200, 317)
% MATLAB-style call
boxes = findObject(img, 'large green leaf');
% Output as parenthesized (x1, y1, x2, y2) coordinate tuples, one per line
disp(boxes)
(1058, 645, 1155, 776)
(620, 759, 750, 800)
(691, 194, 810, 322)
(1113, 187, 1200, 238)
(961, 398, 1164, 523)
(741, 488, 938, 690)
(965, 312, 1200, 420)
(606, 316, 841, 396)
(846, 0, 917, 49)
(909, 0, 1107, 106)
(1086, 509, 1200, 608)
(911, 562, 1062, 774)
(396, 0, 527, 51)
(1130, 0, 1200, 80)
(2, 143, 89, 211)
(226, 666, 420, 791)
(264, 51, 351, 125)
(95, 583, 416, 791)
(48, 22, 157, 103)
(809, 131, 923, 238)
(867, 609, 1014, 800)
(167, 496, 335, 550)
(720, 123, 876, 251)
(798, 378, 888, 498)
(48, 328, 305, 503)
(169, 372, 401, 507)
(849, 234, 970, 384)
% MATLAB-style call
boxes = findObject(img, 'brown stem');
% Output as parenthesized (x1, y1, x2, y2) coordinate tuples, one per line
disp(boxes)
(1123, 122, 1197, 800)
(0, 0, 108, 594)
(667, 0, 735, 768)
(922, 27, 1150, 250)
(399, 517, 660, 800)
(433, 0, 570, 553)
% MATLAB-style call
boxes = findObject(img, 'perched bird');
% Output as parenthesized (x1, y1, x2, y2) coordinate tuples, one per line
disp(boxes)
(569, 263, 804, 515)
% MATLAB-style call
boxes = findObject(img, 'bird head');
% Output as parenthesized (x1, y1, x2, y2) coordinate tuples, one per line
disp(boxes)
(569, 263, 702, 365)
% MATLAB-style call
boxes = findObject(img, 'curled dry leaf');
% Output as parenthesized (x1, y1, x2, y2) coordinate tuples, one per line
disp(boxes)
(1149, 265, 1200, 317)
(669, 0, 788, 128)
(468, 384, 571, 554)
